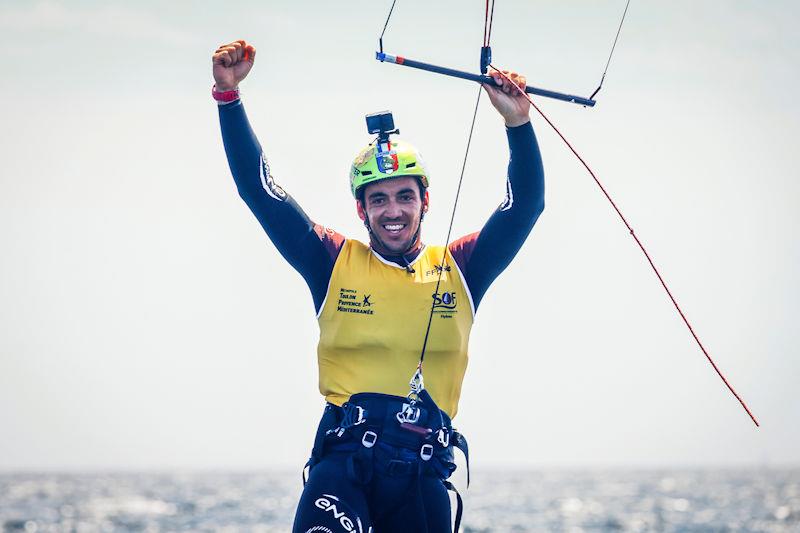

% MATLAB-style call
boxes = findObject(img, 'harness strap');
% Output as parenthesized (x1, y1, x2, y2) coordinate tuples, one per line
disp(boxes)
(347, 441, 375, 485)
(452, 430, 470, 487)
(443, 480, 463, 532)
(304, 403, 340, 485)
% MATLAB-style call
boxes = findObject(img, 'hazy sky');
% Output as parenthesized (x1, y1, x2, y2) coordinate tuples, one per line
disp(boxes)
(1, 0, 798, 472)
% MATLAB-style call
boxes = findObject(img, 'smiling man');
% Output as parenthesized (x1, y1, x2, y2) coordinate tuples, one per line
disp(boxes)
(213, 39, 544, 533)
(359, 175, 427, 256)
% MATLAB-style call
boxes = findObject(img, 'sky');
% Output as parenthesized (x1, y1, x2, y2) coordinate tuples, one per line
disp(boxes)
(0, 0, 798, 472)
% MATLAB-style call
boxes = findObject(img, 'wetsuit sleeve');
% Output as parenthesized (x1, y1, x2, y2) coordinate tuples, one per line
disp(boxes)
(449, 121, 544, 311)
(218, 100, 344, 312)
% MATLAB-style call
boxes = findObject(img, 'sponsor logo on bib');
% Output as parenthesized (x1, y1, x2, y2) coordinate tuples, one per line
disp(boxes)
(336, 288, 375, 315)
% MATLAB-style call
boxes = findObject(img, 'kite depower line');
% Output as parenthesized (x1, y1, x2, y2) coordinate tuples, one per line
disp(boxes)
(377, 0, 759, 428)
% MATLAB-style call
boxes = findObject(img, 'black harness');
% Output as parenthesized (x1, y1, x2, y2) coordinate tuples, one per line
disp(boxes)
(304, 391, 469, 531)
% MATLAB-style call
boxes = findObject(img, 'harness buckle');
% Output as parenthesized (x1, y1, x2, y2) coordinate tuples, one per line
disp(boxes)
(352, 406, 367, 426)
(437, 428, 450, 447)
(327, 404, 368, 438)
(361, 430, 378, 449)
(341, 403, 367, 429)
(420, 443, 434, 461)
(325, 427, 345, 437)
(396, 402, 421, 425)
(409, 365, 425, 396)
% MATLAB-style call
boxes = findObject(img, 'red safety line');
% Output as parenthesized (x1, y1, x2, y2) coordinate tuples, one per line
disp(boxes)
(487, 66, 759, 427)
(483, 0, 489, 46)
(487, 0, 495, 46)
(483, 0, 495, 46)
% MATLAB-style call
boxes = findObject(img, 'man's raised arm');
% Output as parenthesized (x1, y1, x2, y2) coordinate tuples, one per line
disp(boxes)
(213, 40, 343, 312)
(449, 69, 545, 311)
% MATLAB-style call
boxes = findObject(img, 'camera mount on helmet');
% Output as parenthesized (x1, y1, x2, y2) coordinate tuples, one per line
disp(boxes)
(349, 112, 429, 198)
(366, 110, 399, 143)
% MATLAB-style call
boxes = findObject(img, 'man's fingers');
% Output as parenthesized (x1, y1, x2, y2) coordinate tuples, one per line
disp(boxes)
(223, 45, 242, 66)
(214, 41, 254, 65)
(212, 50, 233, 67)
(230, 41, 243, 62)
(502, 76, 514, 94)
(492, 68, 527, 94)
(504, 71, 518, 94)
(509, 72, 525, 91)
(489, 68, 508, 88)
(221, 48, 235, 67)
(225, 41, 241, 63)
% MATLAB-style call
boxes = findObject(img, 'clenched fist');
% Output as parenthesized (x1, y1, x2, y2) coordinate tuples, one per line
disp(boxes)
(213, 40, 256, 91)
(483, 69, 531, 127)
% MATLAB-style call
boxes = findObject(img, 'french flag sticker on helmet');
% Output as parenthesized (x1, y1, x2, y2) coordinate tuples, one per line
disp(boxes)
(376, 141, 399, 174)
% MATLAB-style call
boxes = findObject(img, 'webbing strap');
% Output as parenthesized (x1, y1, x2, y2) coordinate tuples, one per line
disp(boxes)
(444, 480, 464, 532)
(452, 431, 470, 488)
(347, 445, 375, 485)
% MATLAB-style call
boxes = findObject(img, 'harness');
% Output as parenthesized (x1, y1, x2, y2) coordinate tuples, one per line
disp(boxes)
(304, 391, 469, 532)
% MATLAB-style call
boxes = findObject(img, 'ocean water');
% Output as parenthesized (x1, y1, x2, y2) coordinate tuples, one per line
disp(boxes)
(1, 469, 798, 532)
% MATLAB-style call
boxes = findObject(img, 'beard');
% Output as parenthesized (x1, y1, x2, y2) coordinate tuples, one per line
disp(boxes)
(369, 218, 422, 255)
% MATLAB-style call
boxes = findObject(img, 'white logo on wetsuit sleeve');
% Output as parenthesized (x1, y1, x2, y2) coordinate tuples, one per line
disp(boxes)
(259, 152, 287, 201)
(499, 174, 514, 211)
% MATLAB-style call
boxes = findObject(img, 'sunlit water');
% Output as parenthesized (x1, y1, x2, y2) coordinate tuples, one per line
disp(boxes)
(1, 469, 798, 532)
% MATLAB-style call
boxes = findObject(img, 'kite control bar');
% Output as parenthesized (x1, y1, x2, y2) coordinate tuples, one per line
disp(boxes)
(376, 51, 596, 107)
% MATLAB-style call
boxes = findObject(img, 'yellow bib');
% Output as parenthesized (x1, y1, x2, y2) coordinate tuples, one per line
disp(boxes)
(317, 240, 474, 418)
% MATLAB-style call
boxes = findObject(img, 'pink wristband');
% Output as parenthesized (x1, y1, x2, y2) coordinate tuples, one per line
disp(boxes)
(212, 84, 240, 103)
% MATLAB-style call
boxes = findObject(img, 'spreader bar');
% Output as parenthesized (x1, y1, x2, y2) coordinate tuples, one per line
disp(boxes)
(376, 51, 596, 107)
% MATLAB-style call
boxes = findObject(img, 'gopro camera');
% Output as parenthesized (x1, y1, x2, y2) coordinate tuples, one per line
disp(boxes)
(366, 111, 399, 142)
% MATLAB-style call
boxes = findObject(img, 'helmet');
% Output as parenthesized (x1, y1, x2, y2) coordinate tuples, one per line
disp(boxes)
(349, 138, 429, 199)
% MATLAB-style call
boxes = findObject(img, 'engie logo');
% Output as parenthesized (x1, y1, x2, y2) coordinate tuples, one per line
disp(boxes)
(313, 494, 362, 532)
(432, 291, 457, 310)
(259, 152, 287, 201)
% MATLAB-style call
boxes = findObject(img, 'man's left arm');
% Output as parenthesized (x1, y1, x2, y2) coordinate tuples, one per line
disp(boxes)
(449, 70, 544, 311)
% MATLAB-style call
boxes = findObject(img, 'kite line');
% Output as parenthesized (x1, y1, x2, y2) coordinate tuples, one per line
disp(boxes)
(377, 0, 759, 427)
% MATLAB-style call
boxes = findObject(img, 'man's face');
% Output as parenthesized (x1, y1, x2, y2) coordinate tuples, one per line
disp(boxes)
(357, 176, 429, 255)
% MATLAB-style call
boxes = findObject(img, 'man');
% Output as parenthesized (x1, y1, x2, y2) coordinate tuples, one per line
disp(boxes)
(213, 39, 544, 533)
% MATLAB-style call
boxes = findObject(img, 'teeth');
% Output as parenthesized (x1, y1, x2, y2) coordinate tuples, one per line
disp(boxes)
(383, 224, 405, 232)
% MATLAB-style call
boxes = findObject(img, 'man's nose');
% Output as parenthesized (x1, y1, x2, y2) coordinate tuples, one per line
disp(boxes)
(384, 200, 403, 218)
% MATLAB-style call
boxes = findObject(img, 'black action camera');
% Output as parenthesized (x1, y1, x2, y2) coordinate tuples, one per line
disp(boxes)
(366, 111, 399, 142)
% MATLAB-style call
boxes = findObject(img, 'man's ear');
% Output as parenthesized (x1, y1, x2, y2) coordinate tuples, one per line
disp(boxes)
(422, 189, 430, 213)
(356, 200, 367, 222)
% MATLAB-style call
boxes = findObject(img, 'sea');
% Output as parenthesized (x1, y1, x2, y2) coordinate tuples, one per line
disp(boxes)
(1, 469, 798, 532)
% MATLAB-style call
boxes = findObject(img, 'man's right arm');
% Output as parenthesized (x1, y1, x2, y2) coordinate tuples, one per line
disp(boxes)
(219, 99, 343, 313)
(214, 40, 342, 313)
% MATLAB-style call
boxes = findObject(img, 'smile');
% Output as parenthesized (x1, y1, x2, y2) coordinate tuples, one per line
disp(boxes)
(382, 223, 407, 234)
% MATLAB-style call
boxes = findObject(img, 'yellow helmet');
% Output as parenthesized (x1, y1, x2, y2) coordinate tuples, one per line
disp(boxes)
(349, 138, 429, 198)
